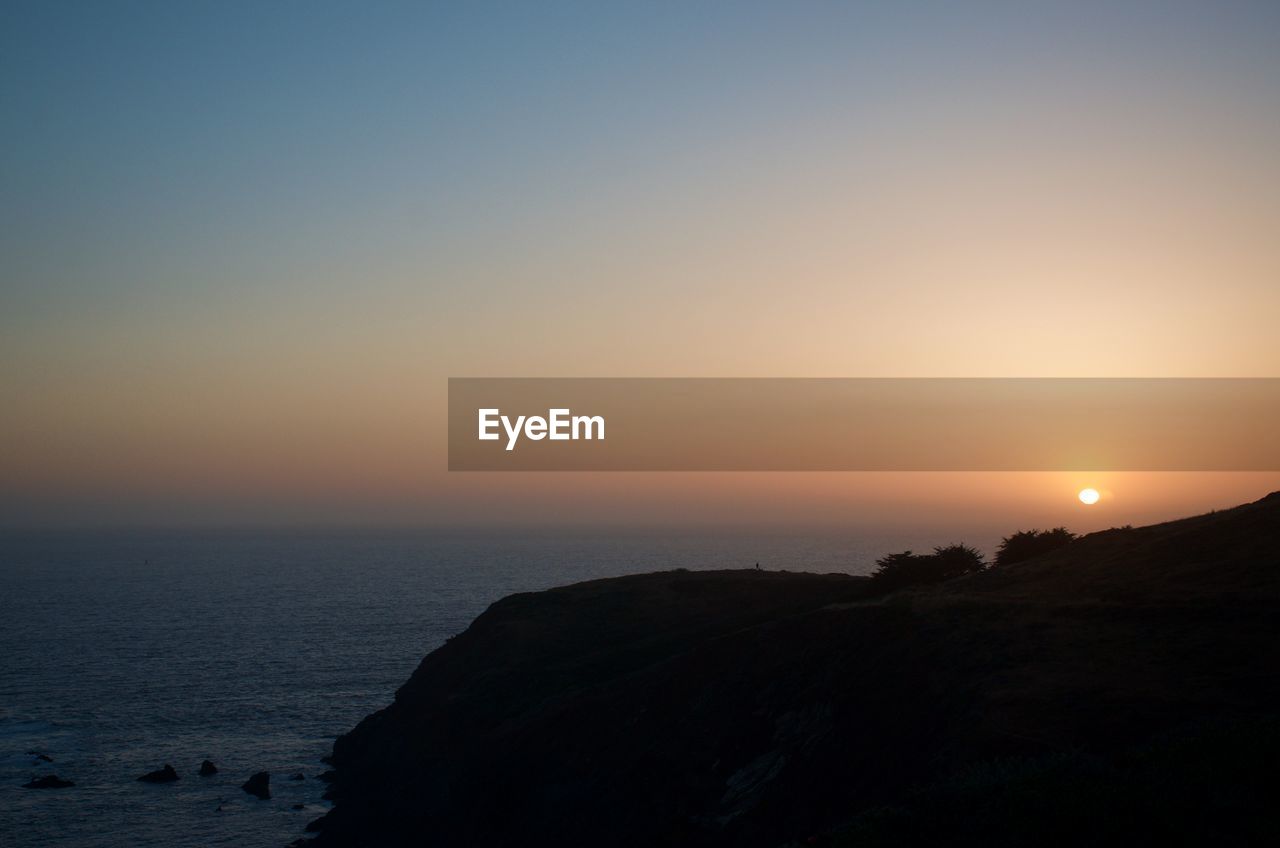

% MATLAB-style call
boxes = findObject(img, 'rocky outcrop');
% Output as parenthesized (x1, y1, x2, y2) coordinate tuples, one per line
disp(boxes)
(199, 759, 218, 776)
(136, 764, 179, 783)
(308, 493, 1280, 847)
(242, 771, 270, 799)
(23, 774, 74, 789)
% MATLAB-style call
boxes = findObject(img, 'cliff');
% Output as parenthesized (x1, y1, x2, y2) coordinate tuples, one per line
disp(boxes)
(306, 493, 1280, 846)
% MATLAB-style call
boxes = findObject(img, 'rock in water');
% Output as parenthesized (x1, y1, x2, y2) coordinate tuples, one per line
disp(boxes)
(242, 771, 271, 799)
(23, 774, 74, 789)
(136, 764, 179, 783)
(199, 759, 218, 776)
(290, 772, 305, 781)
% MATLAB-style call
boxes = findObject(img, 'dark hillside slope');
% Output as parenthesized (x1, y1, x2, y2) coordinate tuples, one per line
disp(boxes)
(307, 494, 1280, 847)
(963, 490, 1280, 603)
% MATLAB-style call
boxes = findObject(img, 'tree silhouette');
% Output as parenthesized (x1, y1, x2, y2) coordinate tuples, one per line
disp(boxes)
(871, 544, 986, 591)
(994, 528, 1077, 567)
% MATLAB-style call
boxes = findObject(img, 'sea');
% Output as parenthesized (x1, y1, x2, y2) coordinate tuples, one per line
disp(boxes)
(0, 527, 976, 847)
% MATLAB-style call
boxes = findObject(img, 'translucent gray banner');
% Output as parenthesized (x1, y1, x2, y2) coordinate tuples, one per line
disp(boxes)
(448, 378, 1280, 471)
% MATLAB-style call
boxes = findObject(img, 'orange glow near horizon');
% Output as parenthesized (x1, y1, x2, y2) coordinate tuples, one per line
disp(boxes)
(2, 5, 1279, 529)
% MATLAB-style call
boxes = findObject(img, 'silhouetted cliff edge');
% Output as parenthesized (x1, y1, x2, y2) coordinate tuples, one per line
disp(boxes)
(306, 494, 1280, 847)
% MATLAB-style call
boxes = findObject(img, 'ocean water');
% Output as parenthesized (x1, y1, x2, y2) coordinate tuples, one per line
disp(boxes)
(0, 528, 961, 847)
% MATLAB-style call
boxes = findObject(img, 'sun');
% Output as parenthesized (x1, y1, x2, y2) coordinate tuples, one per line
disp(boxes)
(1078, 488, 1100, 505)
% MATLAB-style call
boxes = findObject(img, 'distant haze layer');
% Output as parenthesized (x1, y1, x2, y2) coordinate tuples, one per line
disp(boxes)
(2, 3, 1279, 528)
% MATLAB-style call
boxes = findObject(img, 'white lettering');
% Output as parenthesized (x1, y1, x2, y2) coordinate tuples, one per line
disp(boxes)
(549, 408, 570, 440)
(478, 408, 500, 441)
(572, 414, 605, 440)
(479, 408, 605, 451)
(501, 414, 526, 451)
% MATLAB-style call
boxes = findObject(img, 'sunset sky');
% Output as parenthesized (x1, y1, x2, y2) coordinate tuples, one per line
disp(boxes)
(3, 2, 1279, 529)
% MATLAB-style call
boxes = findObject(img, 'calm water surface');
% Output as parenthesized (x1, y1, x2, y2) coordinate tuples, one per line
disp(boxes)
(0, 528, 969, 847)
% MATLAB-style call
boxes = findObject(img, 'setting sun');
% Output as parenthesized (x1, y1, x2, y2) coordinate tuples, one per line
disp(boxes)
(1079, 488, 1101, 505)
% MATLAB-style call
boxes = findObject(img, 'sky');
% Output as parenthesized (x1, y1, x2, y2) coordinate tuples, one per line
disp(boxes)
(2, 1, 1279, 530)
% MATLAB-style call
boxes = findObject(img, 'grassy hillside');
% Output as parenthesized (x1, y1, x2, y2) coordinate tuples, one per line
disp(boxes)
(306, 493, 1280, 847)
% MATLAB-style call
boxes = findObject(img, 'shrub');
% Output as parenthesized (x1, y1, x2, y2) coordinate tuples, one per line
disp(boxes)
(871, 544, 986, 591)
(994, 528, 1077, 567)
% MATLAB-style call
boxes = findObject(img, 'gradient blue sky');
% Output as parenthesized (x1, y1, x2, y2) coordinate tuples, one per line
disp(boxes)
(3, 1, 1280, 527)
